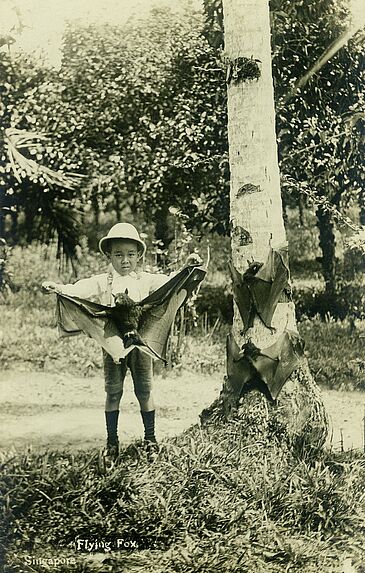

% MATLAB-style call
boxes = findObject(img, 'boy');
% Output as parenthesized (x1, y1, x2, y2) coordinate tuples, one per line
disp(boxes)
(42, 222, 200, 459)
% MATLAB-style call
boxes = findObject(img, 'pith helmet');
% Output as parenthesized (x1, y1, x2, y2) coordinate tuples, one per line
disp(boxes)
(98, 223, 147, 256)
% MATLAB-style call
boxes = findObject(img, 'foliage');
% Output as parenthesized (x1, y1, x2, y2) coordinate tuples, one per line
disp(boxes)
(272, 0, 365, 198)
(293, 275, 365, 321)
(17, 7, 229, 245)
(272, 0, 365, 291)
(299, 317, 365, 391)
(0, 5, 229, 262)
(1, 423, 365, 572)
(0, 52, 83, 258)
(3, 0, 364, 282)
(195, 283, 233, 325)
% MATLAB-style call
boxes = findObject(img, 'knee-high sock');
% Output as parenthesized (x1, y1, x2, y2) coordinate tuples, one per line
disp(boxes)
(105, 410, 119, 445)
(141, 410, 156, 442)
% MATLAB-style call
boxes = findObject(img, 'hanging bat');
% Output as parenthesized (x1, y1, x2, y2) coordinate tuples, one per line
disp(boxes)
(226, 329, 304, 400)
(229, 245, 291, 332)
(56, 264, 206, 363)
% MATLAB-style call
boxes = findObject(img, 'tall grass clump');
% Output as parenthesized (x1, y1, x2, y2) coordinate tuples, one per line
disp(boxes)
(2, 411, 365, 572)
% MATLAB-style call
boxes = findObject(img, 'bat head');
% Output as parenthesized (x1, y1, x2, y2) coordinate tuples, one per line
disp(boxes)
(113, 289, 135, 308)
(241, 340, 261, 360)
(112, 290, 143, 333)
(243, 261, 263, 278)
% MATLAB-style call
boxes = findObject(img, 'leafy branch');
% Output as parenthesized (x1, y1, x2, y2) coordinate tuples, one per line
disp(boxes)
(4, 128, 84, 189)
(282, 175, 365, 257)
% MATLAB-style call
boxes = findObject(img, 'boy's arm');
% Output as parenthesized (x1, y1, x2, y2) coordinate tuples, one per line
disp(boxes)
(42, 281, 63, 294)
(42, 275, 106, 300)
(179, 253, 203, 270)
(147, 254, 203, 294)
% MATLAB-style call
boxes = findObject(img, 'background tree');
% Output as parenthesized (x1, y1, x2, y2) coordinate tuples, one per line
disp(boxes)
(206, 0, 327, 449)
(0, 50, 82, 285)
(2, 0, 363, 293)
(19, 8, 229, 256)
(203, 0, 364, 301)
(272, 0, 365, 295)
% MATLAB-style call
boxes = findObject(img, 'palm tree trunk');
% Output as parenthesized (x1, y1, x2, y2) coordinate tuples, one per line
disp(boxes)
(203, 0, 327, 451)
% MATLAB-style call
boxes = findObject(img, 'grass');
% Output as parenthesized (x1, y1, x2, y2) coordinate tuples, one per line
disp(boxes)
(1, 421, 365, 572)
(1, 240, 365, 571)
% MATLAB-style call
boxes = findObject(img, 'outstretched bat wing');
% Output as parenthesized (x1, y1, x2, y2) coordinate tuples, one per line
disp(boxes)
(55, 264, 206, 363)
(229, 262, 256, 331)
(226, 332, 255, 395)
(140, 265, 206, 309)
(136, 264, 207, 360)
(249, 246, 290, 328)
(256, 330, 304, 399)
(56, 295, 128, 363)
(225, 330, 304, 401)
(138, 290, 187, 360)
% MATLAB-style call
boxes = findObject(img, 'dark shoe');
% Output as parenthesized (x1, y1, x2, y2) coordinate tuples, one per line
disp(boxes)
(144, 439, 159, 461)
(104, 441, 119, 462)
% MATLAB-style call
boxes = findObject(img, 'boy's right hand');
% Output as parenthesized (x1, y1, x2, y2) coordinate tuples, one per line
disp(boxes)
(42, 281, 61, 294)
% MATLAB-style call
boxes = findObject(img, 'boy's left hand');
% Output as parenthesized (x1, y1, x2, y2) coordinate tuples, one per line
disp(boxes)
(184, 253, 203, 268)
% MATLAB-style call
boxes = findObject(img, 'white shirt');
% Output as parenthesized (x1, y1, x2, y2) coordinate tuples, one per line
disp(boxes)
(60, 267, 169, 305)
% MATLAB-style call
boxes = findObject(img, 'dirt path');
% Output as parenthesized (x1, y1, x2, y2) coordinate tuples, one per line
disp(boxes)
(0, 370, 364, 452)
(0, 370, 221, 450)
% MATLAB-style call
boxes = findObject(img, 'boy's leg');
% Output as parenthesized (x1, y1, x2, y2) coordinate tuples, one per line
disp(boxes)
(128, 350, 157, 444)
(103, 350, 127, 454)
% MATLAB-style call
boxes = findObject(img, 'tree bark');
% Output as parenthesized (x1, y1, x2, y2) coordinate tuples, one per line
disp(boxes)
(359, 187, 365, 226)
(114, 188, 122, 221)
(316, 205, 336, 295)
(154, 206, 175, 266)
(202, 0, 328, 451)
(91, 192, 100, 228)
(0, 184, 5, 239)
(298, 195, 305, 227)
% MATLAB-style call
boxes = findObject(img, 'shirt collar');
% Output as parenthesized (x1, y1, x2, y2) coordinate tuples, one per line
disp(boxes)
(111, 266, 138, 280)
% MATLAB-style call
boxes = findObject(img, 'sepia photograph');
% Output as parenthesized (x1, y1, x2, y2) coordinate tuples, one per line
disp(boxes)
(0, 0, 365, 571)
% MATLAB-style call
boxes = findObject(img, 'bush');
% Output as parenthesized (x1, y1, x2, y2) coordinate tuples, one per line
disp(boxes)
(195, 284, 233, 325)
(180, 335, 226, 374)
(298, 317, 365, 391)
(293, 277, 365, 321)
(286, 208, 321, 267)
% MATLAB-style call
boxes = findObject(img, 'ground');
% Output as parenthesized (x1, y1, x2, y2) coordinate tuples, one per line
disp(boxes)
(0, 369, 364, 453)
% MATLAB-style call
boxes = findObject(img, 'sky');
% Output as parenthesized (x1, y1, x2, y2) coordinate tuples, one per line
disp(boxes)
(0, 0, 202, 67)
(1, 0, 362, 68)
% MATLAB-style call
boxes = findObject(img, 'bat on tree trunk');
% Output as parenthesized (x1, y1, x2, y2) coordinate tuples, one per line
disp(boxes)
(226, 330, 304, 400)
(56, 265, 206, 363)
(229, 245, 291, 332)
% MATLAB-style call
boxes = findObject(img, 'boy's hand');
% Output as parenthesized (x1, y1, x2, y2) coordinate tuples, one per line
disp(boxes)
(42, 281, 61, 294)
(184, 253, 203, 268)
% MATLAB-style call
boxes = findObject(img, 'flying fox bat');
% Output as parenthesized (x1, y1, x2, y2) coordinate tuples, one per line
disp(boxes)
(226, 330, 304, 400)
(229, 246, 291, 332)
(56, 264, 206, 363)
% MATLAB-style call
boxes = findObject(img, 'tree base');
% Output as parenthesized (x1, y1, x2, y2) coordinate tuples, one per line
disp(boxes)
(200, 363, 328, 454)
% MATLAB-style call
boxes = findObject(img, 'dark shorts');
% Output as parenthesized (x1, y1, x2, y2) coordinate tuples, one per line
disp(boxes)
(103, 349, 153, 396)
